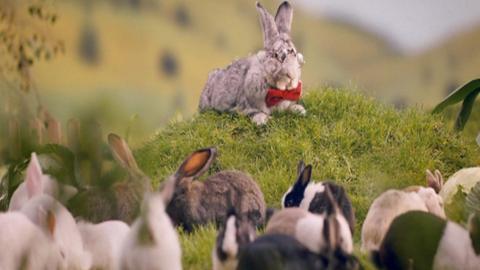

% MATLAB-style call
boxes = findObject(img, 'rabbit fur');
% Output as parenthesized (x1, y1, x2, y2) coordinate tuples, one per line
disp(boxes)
(77, 220, 130, 270)
(199, 1, 306, 125)
(166, 147, 266, 232)
(212, 210, 256, 270)
(8, 152, 77, 211)
(20, 194, 92, 270)
(282, 161, 356, 233)
(118, 177, 181, 270)
(0, 212, 66, 270)
(361, 169, 446, 252)
(68, 133, 152, 224)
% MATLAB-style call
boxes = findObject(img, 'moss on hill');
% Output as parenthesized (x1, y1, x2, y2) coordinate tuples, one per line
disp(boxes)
(136, 88, 479, 269)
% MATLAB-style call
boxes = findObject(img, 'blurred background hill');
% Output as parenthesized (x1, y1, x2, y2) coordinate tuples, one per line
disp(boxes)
(3, 0, 480, 143)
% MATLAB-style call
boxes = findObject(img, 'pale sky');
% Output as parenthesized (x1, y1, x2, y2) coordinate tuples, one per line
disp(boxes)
(296, 0, 480, 54)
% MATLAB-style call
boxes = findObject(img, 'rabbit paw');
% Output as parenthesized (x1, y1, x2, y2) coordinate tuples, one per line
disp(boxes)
(290, 104, 306, 115)
(252, 113, 270, 126)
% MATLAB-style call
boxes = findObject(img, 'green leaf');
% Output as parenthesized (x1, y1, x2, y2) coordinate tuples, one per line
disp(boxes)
(454, 89, 480, 131)
(466, 181, 480, 216)
(433, 79, 480, 114)
(445, 186, 467, 222)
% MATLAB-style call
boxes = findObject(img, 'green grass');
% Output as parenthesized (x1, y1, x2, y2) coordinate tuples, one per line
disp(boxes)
(136, 88, 479, 270)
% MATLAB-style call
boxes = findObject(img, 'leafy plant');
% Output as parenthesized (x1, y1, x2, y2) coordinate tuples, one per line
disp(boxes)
(433, 79, 480, 131)
(466, 181, 480, 216)
(0, 0, 64, 92)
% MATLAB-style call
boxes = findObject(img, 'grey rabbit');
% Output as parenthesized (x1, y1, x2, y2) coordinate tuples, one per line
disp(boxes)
(165, 147, 266, 232)
(68, 133, 152, 224)
(199, 1, 306, 125)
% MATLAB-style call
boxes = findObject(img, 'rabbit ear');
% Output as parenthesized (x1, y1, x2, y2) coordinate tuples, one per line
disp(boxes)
(256, 2, 279, 48)
(36, 207, 56, 237)
(275, 1, 293, 34)
(108, 133, 139, 170)
(323, 214, 341, 252)
(175, 148, 217, 179)
(216, 211, 240, 261)
(159, 177, 176, 205)
(296, 160, 305, 177)
(324, 184, 340, 216)
(468, 213, 480, 255)
(298, 164, 312, 187)
(434, 170, 444, 191)
(426, 169, 442, 193)
(26, 153, 44, 198)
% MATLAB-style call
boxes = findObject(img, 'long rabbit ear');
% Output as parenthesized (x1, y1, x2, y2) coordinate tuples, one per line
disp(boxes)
(324, 184, 340, 216)
(108, 133, 139, 171)
(275, 1, 293, 34)
(35, 206, 56, 237)
(296, 160, 305, 177)
(159, 177, 176, 205)
(26, 152, 44, 198)
(256, 2, 279, 48)
(175, 148, 217, 179)
(426, 169, 442, 194)
(298, 164, 312, 187)
(322, 214, 341, 252)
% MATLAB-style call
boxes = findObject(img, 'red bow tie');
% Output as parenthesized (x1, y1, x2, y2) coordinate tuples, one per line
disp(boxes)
(265, 81, 302, 108)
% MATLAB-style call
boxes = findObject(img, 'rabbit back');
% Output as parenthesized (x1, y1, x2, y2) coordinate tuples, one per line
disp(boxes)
(199, 57, 268, 114)
(168, 170, 266, 231)
(203, 170, 266, 226)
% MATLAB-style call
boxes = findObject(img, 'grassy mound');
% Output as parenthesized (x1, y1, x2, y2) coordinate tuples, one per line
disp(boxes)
(136, 88, 478, 269)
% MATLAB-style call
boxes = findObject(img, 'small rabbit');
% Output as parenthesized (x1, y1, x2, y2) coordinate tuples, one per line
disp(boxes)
(199, 1, 306, 125)
(212, 209, 256, 270)
(20, 194, 92, 270)
(267, 185, 353, 254)
(77, 220, 130, 270)
(281, 161, 356, 233)
(374, 211, 480, 270)
(361, 169, 445, 252)
(68, 133, 152, 224)
(165, 147, 266, 232)
(237, 210, 362, 270)
(8, 152, 78, 211)
(0, 212, 66, 270)
(118, 177, 181, 270)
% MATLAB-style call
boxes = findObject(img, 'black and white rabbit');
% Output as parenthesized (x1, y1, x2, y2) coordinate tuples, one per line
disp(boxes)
(282, 161, 356, 233)
(237, 210, 362, 270)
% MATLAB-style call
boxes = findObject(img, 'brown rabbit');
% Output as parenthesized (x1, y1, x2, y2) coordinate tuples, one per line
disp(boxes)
(166, 148, 266, 232)
(68, 133, 152, 224)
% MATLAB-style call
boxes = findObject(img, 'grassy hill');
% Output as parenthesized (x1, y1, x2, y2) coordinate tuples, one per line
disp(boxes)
(136, 88, 479, 269)
(28, 0, 480, 143)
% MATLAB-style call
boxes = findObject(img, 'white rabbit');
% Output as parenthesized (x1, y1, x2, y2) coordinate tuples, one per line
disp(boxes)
(20, 194, 92, 270)
(77, 220, 130, 270)
(8, 152, 77, 211)
(0, 212, 66, 270)
(361, 169, 445, 252)
(118, 177, 181, 270)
